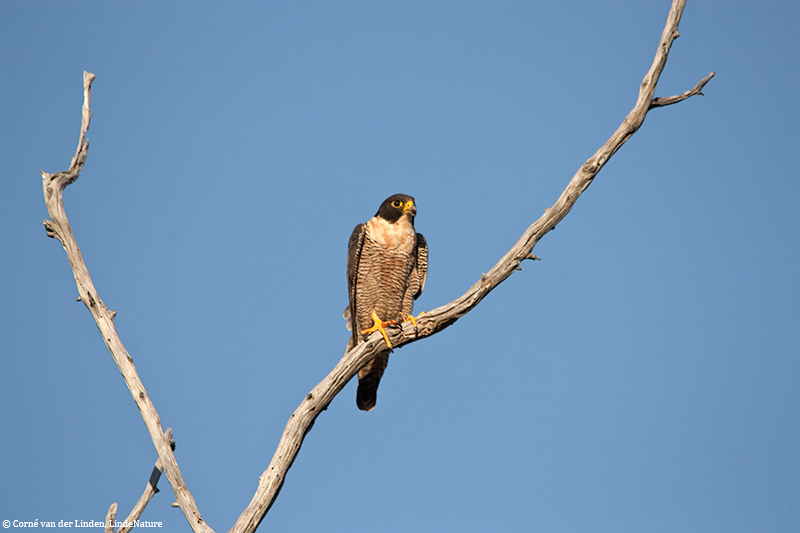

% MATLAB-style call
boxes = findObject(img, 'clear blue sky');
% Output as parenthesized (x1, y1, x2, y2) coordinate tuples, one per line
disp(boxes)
(2, 1, 798, 532)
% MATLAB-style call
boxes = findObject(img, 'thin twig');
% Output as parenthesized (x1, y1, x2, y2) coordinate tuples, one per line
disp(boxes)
(650, 71, 716, 108)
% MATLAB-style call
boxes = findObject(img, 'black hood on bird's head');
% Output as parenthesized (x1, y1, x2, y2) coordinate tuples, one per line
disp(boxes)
(375, 194, 416, 224)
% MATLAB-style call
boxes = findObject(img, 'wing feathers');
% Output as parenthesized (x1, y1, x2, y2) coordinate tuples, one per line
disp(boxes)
(346, 223, 367, 346)
(414, 233, 428, 300)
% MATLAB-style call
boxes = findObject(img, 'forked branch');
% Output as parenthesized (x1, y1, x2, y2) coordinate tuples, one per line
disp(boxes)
(42, 1, 711, 532)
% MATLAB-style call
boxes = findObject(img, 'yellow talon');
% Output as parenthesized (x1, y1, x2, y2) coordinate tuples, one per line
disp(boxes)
(405, 311, 425, 327)
(402, 312, 425, 337)
(361, 311, 393, 348)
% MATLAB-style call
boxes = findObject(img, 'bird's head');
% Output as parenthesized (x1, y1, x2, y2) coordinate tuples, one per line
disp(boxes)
(376, 194, 416, 223)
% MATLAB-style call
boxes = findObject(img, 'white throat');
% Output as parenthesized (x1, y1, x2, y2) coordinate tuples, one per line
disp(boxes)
(366, 215, 415, 252)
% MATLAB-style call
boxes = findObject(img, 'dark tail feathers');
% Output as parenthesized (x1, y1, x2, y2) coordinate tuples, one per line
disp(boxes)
(356, 375, 380, 411)
(356, 352, 389, 411)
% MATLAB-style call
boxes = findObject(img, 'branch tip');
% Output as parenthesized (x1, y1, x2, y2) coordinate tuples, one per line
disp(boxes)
(104, 503, 117, 533)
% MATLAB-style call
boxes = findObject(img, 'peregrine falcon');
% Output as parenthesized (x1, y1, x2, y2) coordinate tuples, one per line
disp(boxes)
(344, 194, 428, 411)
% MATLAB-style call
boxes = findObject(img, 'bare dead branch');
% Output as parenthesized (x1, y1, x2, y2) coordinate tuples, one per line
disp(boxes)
(230, 0, 712, 531)
(41, 73, 214, 533)
(650, 70, 716, 108)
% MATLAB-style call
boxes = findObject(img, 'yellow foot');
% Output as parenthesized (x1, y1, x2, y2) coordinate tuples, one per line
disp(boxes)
(361, 311, 394, 348)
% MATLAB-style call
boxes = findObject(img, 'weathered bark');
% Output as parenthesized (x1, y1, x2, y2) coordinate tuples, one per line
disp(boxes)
(40, 2, 712, 532)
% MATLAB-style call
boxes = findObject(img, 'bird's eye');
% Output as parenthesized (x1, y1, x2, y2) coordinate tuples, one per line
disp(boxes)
(392, 200, 402, 208)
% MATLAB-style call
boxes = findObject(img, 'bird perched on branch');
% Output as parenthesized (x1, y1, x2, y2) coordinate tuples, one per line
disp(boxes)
(344, 194, 428, 411)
